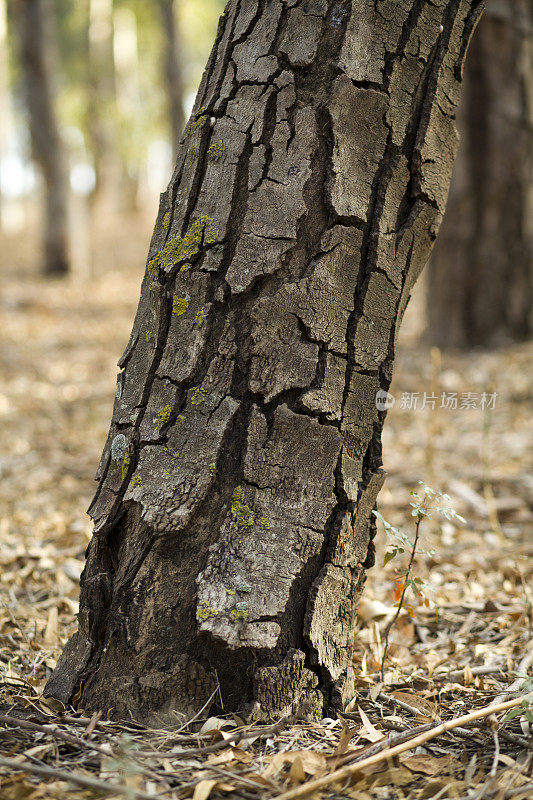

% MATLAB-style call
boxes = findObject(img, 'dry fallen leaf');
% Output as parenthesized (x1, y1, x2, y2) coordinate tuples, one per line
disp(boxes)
(192, 779, 218, 800)
(402, 754, 452, 775)
(289, 755, 306, 784)
(43, 606, 58, 646)
(371, 766, 414, 787)
(336, 718, 356, 755)
(264, 750, 327, 779)
(230, 746, 254, 764)
(198, 717, 236, 735)
(391, 691, 437, 719)
(358, 706, 385, 742)
(358, 597, 395, 621)
(426, 779, 467, 799)
(206, 749, 235, 766)
(206, 746, 253, 766)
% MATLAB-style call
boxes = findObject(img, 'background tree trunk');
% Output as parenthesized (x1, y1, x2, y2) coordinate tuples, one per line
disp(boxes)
(0, 0, 12, 230)
(15, 0, 69, 276)
(428, 0, 533, 348)
(46, 0, 483, 723)
(86, 0, 120, 208)
(113, 6, 142, 212)
(160, 0, 185, 158)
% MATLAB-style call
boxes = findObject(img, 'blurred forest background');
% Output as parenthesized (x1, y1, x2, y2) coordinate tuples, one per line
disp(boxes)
(0, 0, 532, 783)
(0, 0, 225, 275)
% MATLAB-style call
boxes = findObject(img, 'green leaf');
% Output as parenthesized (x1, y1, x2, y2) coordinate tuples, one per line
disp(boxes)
(373, 510, 393, 530)
(505, 707, 524, 721)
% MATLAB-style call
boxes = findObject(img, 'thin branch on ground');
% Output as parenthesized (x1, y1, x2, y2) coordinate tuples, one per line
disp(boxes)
(0, 713, 114, 756)
(0, 755, 159, 800)
(272, 697, 527, 800)
(133, 715, 291, 758)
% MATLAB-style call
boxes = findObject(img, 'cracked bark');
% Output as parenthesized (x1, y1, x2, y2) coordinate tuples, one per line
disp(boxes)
(429, 0, 533, 347)
(46, 0, 483, 723)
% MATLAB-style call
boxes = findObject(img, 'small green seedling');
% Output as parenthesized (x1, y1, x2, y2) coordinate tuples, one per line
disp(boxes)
(374, 482, 466, 679)
(505, 680, 533, 725)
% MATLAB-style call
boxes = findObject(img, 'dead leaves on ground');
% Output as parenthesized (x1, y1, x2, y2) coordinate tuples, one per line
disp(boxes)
(1, 228, 532, 798)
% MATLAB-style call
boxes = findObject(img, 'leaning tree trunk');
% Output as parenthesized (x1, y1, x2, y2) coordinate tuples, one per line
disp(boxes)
(46, 0, 483, 723)
(428, 0, 533, 348)
(16, 0, 69, 276)
(160, 0, 185, 158)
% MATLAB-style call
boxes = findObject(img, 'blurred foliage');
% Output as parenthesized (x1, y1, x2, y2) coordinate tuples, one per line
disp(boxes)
(4, 0, 226, 199)
(178, 0, 226, 95)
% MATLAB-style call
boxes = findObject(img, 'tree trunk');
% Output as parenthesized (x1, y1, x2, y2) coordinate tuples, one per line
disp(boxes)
(0, 0, 13, 230)
(113, 6, 142, 212)
(46, 0, 483, 723)
(86, 0, 120, 207)
(160, 0, 185, 158)
(428, 0, 533, 348)
(16, 0, 69, 276)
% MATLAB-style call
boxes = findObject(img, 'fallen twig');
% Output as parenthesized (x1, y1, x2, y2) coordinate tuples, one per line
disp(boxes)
(433, 665, 507, 682)
(0, 713, 112, 756)
(328, 720, 437, 769)
(272, 697, 527, 800)
(134, 715, 291, 758)
(489, 729, 500, 778)
(378, 691, 437, 719)
(375, 690, 531, 747)
(490, 645, 533, 707)
(375, 691, 485, 742)
(505, 783, 533, 799)
(168, 686, 220, 735)
(0, 755, 157, 800)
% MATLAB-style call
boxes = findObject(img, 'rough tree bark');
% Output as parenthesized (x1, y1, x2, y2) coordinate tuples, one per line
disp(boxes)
(46, 0, 483, 723)
(160, 0, 185, 157)
(16, 0, 69, 276)
(428, 0, 533, 348)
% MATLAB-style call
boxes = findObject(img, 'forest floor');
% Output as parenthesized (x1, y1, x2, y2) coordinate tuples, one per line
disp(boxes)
(0, 216, 532, 800)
